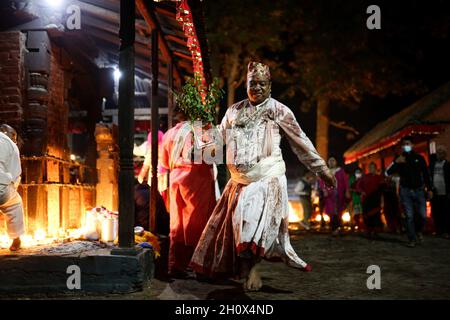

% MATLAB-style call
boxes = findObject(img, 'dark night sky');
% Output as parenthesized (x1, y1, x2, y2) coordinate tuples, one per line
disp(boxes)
(213, 1, 450, 178)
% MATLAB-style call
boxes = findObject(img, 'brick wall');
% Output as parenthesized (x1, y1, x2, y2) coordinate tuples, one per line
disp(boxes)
(0, 30, 97, 236)
(0, 31, 25, 132)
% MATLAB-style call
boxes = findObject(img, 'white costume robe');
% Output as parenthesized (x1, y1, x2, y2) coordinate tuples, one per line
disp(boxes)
(0, 132, 25, 239)
(190, 97, 329, 278)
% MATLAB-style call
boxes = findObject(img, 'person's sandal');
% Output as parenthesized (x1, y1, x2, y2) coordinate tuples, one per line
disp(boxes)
(417, 233, 424, 244)
(9, 238, 21, 252)
(406, 241, 416, 248)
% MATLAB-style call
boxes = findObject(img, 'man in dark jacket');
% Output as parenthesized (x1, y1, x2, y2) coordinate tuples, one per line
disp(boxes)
(429, 145, 450, 238)
(386, 136, 431, 247)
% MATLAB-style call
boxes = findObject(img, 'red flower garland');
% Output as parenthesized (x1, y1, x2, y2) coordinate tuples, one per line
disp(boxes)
(176, 0, 207, 94)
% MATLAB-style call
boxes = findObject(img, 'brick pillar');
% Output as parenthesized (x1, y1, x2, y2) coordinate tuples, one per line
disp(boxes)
(0, 31, 25, 235)
(95, 124, 119, 211)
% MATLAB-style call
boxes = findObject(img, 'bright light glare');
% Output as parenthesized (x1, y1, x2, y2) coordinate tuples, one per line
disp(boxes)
(288, 201, 301, 223)
(113, 68, 122, 81)
(45, 0, 64, 7)
(34, 229, 46, 241)
(342, 211, 351, 223)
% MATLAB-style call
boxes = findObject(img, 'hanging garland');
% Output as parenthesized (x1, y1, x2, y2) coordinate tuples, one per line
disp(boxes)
(176, 0, 207, 94)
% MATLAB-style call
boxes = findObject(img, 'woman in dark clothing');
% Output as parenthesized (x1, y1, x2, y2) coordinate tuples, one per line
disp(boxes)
(356, 162, 385, 238)
(134, 180, 169, 236)
(382, 176, 402, 233)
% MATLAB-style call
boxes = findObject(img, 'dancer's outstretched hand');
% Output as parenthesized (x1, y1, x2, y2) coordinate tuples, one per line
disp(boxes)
(319, 168, 337, 188)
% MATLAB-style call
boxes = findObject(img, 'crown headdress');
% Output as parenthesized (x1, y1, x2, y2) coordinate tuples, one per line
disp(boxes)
(247, 61, 270, 79)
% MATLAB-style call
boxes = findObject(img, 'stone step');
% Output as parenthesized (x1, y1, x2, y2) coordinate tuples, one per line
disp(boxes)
(0, 243, 154, 295)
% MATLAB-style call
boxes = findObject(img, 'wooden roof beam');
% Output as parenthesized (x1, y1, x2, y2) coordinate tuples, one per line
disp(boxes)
(166, 34, 187, 46)
(80, 0, 119, 12)
(155, 6, 176, 19)
(74, 1, 148, 33)
(102, 51, 169, 82)
(173, 51, 192, 61)
(136, 0, 182, 86)
(84, 27, 153, 57)
(99, 49, 169, 77)
(82, 15, 154, 49)
(178, 59, 194, 72)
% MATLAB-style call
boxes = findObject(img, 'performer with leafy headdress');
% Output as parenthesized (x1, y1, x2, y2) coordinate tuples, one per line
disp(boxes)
(160, 77, 223, 278)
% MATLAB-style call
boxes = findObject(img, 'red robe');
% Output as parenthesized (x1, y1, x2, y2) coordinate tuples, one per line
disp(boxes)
(356, 174, 384, 201)
(355, 173, 385, 229)
(160, 122, 217, 273)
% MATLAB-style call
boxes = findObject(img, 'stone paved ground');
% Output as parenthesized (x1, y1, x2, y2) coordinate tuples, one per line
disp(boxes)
(85, 231, 450, 300)
(4, 232, 449, 300)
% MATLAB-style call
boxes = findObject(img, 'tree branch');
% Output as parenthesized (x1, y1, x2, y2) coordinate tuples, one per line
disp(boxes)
(228, 48, 240, 84)
(234, 70, 247, 89)
(330, 121, 360, 135)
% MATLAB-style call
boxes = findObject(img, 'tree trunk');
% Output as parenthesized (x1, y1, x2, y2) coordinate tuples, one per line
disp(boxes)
(227, 79, 236, 107)
(316, 96, 330, 161)
(226, 49, 241, 107)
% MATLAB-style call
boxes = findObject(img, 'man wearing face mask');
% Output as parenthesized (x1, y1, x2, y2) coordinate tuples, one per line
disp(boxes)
(0, 124, 25, 251)
(386, 136, 431, 247)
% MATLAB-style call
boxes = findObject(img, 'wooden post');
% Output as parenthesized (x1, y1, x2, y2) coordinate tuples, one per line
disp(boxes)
(150, 28, 159, 234)
(166, 60, 174, 219)
(167, 61, 174, 130)
(114, 0, 137, 252)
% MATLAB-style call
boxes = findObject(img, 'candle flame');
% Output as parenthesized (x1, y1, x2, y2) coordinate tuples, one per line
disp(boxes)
(342, 211, 351, 223)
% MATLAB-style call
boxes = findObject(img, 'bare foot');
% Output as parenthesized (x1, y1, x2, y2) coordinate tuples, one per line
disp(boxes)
(243, 264, 262, 291)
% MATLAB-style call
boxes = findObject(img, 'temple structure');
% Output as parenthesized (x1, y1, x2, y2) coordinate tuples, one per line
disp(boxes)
(0, 0, 211, 242)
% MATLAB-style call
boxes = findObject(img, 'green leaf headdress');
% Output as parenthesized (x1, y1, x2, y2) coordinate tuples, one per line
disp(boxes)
(173, 76, 224, 125)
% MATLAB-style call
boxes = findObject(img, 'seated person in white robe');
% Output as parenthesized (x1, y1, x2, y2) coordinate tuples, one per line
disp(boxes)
(0, 124, 25, 251)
